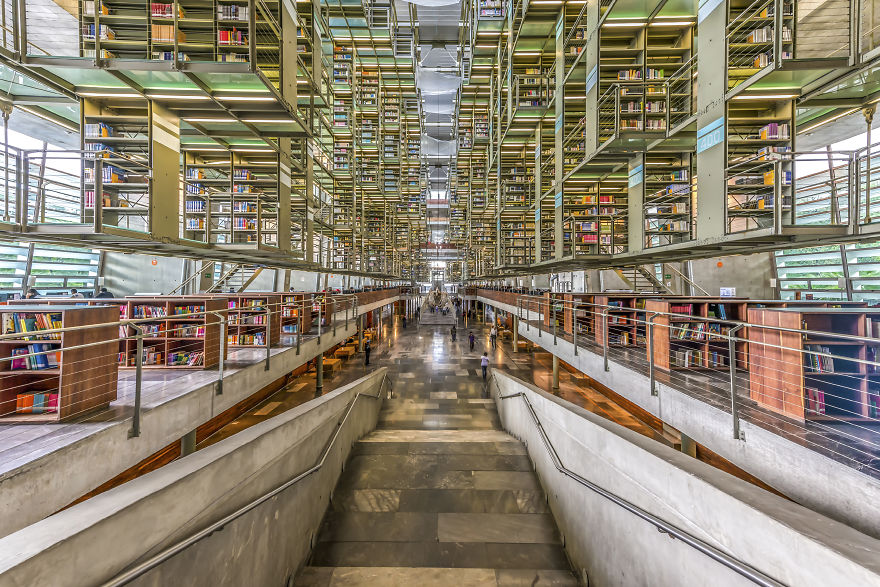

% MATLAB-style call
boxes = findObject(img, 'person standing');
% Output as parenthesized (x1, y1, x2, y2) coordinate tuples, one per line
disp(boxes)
(95, 287, 115, 298)
(402, 314, 407, 328)
(490, 325, 498, 349)
(468, 331, 475, 351)
(24, 288, 39, 299)
(69, 288, 84, 299)
(481, 352, 489, 381)
(451, 325, 457, 342)
(364, 339, 371, 366)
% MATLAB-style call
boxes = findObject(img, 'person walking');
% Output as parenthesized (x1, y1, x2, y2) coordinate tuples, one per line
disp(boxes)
(490, 325, 498, 349)
(468, 331, 475, 351)
(364, 339, 371, 366)
(451, 325, 457, 342)
(402, 314, 407, 328)
(481, 352, 489, 381)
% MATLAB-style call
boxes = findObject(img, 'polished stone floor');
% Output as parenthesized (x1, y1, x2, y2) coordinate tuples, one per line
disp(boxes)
(296, 324, 578, 586)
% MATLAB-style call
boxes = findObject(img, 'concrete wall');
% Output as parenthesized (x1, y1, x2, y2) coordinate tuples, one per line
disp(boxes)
(688, 253, 775, 299)
(492, 371, 880, 587)
(102, 252, 186, 295)
(0, 369, 387, 587)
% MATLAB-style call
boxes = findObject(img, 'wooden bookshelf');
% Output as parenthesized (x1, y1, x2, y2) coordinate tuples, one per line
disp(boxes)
(225, 293, 282, 348)
(645, 298, 747, 370)
(281, 293, 313, 336)
(0, 305, 118, 422)
(748, 307, 879, 422)
(4, 297, 228, 369)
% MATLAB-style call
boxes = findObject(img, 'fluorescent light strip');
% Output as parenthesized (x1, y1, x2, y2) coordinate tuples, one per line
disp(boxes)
(800, 108, 859, 133)
(731, 94, 797, 100)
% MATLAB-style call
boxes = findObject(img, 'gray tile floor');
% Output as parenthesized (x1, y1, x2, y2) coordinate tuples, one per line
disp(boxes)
(297, 326, 577, 586)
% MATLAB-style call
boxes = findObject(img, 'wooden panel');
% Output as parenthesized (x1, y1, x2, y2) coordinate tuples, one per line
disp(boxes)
(645, 300, 671, 371)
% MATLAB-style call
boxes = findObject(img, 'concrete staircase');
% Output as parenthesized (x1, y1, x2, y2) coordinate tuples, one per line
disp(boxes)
(296, 335, 577, 586)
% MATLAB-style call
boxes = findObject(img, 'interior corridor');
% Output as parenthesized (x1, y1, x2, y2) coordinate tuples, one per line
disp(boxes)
(296, 325, 578, 585)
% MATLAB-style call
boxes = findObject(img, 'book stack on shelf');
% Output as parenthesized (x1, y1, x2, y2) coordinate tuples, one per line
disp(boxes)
(333, 46, 353, 85)
(0, 305, 118, 422)
(281, 294, 314, 335)
(225, 294, 282, 348)
(478, 0, 504, 18)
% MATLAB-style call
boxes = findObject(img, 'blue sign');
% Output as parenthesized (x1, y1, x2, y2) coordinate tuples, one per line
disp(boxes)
(585, 65, 599, 93)
(628, 164, 644, 188)
(554, 189, 563, 208)
(696, 116, 725, 154)
(698, 0, 724, 23)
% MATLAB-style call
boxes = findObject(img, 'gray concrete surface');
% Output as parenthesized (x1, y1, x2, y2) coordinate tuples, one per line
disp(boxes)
(481, 295, 880, 538)
(492, 370, 880, 587)
(0, 369, 388, 587)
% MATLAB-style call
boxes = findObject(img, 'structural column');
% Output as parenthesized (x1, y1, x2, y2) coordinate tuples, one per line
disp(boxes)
(552, 354, 560, 390)
(316, 353, 324, 392)
(513, 314, 519, 352)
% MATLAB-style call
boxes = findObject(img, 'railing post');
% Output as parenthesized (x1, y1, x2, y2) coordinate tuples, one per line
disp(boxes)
(572, 303, 578, 356)
(216, 312, 226, 395)
(648, 312, 658, 396)
(264, 307, 271, 371)
(552, 301, 557, 345)
(602, 308, 609, 371)
(128, 324, 144, 438)
(317, 298, 322, 344)
(296, 301, 302, 355)
(729, 324, 745, 440)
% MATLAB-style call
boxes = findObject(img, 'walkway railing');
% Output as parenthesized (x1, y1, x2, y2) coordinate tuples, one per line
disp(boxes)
(0, 289, 404, 441)
(101, 369, 391, 587)
(475, 289, 880, 481)
(490, 373, 785, 587)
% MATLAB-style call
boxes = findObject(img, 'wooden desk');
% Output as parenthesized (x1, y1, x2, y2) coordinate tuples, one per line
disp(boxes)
(335, 347, 355, 359)
(323, 358, 342, 374)
(516, 340, 532, 352)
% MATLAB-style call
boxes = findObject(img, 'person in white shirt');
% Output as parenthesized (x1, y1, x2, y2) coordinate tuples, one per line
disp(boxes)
(70, 288, 84, 299)
(481, 352, 489, 380)
(490, 325, 498, 349)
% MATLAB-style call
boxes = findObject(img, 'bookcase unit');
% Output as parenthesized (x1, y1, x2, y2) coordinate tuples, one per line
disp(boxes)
(281, 293, 313, 336)
(747, 307, 879, 422)
(646, 298, 745, 370)
(225, 293, 282, 347)
(124, 297, 227, 368)
(0, 305, 118, 422)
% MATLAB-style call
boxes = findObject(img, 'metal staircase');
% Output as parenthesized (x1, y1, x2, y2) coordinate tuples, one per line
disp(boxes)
(206, 264, 263, 293)
(614, 265, 670, 293)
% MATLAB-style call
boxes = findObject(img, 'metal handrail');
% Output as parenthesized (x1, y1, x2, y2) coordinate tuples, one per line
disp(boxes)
(101, 370, 391, 587)
(489, 374, 785, 587)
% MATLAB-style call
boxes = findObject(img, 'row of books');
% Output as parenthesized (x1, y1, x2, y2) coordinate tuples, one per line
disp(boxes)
(672, 349, 703, 368)
(228, 299, 269, 309)
(805, 344, 835, 373)
(167, 351, 204, 366)
(132, 305, 166, 318)
(672, 323, 707, 341)
(230, 315, 268, 325)
(218, 5, 250, 20)
(172, 305, 205, 316)
(228, 333, 266, 345)
(3, 313, 63, 339)
(15, 393, 59, 414)
(9, 344, 60, 371)
(218, 28, 247, 46)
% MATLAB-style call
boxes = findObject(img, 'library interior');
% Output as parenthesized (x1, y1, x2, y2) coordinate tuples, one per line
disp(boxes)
(0, 0, 879, 585)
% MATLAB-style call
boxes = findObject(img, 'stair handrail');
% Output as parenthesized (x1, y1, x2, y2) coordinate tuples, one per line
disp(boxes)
(487, 374, 785, 587)
(100, 369, 391, 587)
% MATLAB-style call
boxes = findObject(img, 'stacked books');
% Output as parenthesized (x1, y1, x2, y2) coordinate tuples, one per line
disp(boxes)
(15, 393, 59, 414)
